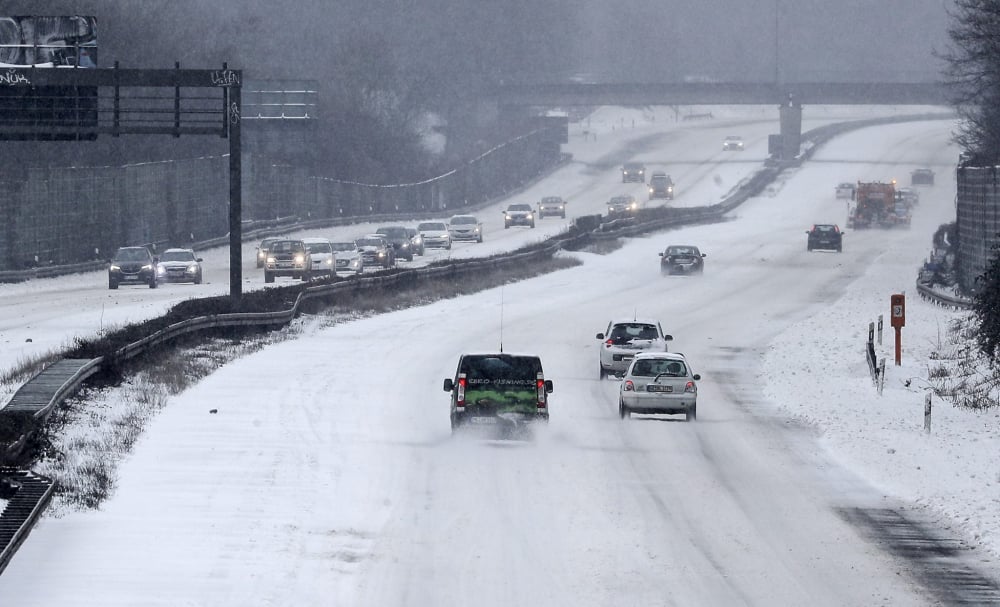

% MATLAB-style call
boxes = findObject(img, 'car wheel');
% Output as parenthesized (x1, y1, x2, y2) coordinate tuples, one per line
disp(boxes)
(504, 223, 510, 229)
(450, 413, 463, 433)
(837, 245, 843, 252)
(600, 364, 608, 380)
(264, 272, 274, 283)
(109, 279, 118, 290)
(686, 405, 697, 422)
(530, 221, 535, 228)
(807, 244, 813, 251)
(149, 278, 157, 289)
(477, 235, 483, 243)
(406, 254, 414, 262)
(194, 273, 202, 285)
(619, 399, 629, 420)
(561, 212, 566, 219)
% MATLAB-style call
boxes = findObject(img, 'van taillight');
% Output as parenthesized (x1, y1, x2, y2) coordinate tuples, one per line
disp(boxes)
(604, 339, 613, 347)
(536, 379, 546, 408)
(457, 377, 467, 405)
(684, 381, 696, 394)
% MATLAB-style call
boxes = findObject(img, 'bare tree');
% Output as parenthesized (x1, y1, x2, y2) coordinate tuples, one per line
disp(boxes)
(942, 0, 1000, 162)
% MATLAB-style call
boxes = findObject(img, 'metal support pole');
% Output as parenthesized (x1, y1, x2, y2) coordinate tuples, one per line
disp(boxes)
(877, 314, 883, 346)
(894, 326, 902, 366)
(226, 67, 242, 306)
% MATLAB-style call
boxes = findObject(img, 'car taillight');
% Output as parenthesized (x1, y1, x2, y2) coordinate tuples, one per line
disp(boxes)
(457, 377, 466, 406)
(536, 378, 546, 408)
(623, 380, 635, 391)
(684, 381, 696, 393)
(605, 339, 613, 347)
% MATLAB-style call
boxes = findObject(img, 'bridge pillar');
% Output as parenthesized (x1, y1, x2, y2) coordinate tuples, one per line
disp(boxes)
(779, 95, 802, 160)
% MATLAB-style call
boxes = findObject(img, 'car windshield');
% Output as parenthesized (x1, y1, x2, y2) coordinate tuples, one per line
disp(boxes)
(114, 248, 149, 262)
(418, 222, 447, 231)
(542, 197, 561, 203)
(666, 246, 698, 256)
(451, 216, 478, 225)
(813, 225, 837, 233)
(259, 238, 279, 249)
(508, 204, 532, 211)
(376, 227, 407, 238)
(651, 175, 671, 183)
(609, 323, 660, 344)
(631, 358, 688, 378)
(356, 238, 383, 247)
(306, 242, 332, 254)
(330, 242, 357, 252)
(624, 163, 642, 169)
(159, 250, 195, 262)
(270, 241, 304, 253)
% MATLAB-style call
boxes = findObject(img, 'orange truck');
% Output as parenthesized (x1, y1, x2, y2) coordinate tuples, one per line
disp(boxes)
(848, 181, 907, 229)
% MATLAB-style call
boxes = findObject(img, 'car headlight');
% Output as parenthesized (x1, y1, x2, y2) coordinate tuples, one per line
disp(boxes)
(325, 258, 333, 265)
(474, 227, 480, 232)
(294, 254, 304, 264)
(266, 256, 275, 264)
(110, 264, 120, 271)
(257, 251, 265, 259)
(527, 212, 534, 218)
(143, 264, 153, 271)
(377, 251, 385, 258)
(401, 243, 409, 249)
(186, 264, 198, 273)
(505, 215, 512, 220)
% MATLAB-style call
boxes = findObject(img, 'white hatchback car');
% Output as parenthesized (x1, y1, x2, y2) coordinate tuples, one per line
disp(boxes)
(417, 221, 452, 249)
(302, 237, 336, 278)
(618, 352, 700, 421)
(596, 318, 672, 379)
(330, 241, 364, 275)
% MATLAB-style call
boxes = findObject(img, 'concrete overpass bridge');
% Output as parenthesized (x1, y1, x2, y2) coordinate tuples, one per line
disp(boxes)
(493, 81, 952, 107)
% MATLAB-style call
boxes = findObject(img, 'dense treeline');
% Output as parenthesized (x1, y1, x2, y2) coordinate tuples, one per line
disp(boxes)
(2, 0, 577, 182)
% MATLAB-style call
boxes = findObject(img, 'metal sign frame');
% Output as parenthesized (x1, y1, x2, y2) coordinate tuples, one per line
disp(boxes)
(0, 64, 245, 302)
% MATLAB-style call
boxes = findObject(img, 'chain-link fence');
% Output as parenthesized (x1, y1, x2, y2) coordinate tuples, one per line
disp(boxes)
(0, 127, 562, 271)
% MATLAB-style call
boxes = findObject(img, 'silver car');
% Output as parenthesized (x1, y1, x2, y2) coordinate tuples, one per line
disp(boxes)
(597, 318, 672, 379)
(331, 241, 364, 275)
(618, 352, 700, 421)
(448, 214, 484, 243)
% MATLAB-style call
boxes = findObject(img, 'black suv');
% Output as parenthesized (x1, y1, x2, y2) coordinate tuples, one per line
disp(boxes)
(263, 239, 313, 282)
(648, 173, 675, 200)
(806, 224, 843, 252)
(659, 245, 705, 275)
(622, 162, 646, 183)
(375, 226, 415, 261)
(443, 353, 553, 435)
(108, 246, 158, 289)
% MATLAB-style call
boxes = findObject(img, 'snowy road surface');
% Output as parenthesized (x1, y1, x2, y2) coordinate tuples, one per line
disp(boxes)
(2, 107, 994, 606)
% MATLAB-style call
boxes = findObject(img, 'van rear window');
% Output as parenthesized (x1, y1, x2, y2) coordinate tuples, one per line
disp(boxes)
(462, 355, 541, 384)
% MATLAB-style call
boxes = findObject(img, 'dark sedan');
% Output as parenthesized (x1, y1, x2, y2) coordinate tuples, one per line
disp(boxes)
(659, 245, 706, 275)
(806, 224, 843, 252)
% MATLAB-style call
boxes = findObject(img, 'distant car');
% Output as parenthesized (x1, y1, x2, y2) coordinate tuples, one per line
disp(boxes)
(330, 241, 364, 275)
(356, 235, 396, 269)
(375, 226, 416, 261)
(648, 173, 675, 200)
(607, 195, 639, 218)
(108, 246, 158, 290)
(806, 224, 843, 252)
(405, 228, 426, 256)
(911, 168, 935, 186)
(264, 238, 313, 282)
(538, 196, 566, 219)
(443, 352, 552, 434)
(622, 162, 646, 183)
(896, 186, 919, 207)
(659, 245, 705, 275)
(596, 318, 672, 379)
(417, 221, 452, 249)
(835, 182, 855, 199)
(156, 248, 203, 284)
(722, 135, 744, 151)
(448, 214, 484, 243)
(255, 237, 281, 269)
(619, 352, 700, 421)
(503, 203, 536, 228)
(302, 237, 336, 278)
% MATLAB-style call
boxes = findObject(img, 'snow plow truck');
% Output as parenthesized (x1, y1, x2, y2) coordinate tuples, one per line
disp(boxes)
(847, 181, 909, 229)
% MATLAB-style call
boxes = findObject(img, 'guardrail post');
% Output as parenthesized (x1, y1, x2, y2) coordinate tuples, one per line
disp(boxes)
(877, 358, 886, 395)
(924, 392, 932, 433)
(877, 314, 883, 346)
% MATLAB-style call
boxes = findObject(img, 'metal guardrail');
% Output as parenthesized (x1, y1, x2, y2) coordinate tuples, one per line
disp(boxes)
(916, 281, 973, 310)
(0, 469, 55, 577)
